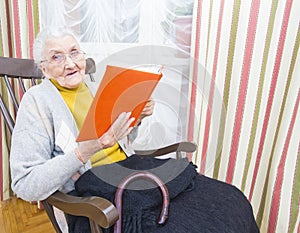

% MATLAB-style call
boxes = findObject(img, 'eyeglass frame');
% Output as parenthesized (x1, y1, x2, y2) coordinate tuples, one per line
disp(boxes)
(40, 50, 86, 65)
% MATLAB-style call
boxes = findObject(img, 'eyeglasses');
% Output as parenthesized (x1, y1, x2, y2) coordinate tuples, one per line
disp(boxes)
(41, 50, 86, 65)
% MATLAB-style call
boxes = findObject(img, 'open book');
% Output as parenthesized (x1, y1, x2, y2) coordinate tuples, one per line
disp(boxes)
(76, 65, 163, 142)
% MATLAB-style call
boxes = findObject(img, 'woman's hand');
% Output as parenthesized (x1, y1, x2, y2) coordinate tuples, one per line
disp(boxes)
(76, 112, 135, 163)
(136, 100, 155, 126)
(99, 112, 135, 147)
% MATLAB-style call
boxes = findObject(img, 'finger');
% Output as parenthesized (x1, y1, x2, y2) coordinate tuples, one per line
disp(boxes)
(112, 115, 135, 139)
(112, 112, 131, 129)
(147, 100, 154, 106)
(144, 101, 154, 110)
(118, 112, 131, 122)
(141, 108, 154, 116)
(144, 101, 154, 109)
(118, 117, 135, 137)
(119, 126, 133, 139)
(119, 112, 133, 130)
(141, 107, 153, 115)
(142, 106, 152, 112)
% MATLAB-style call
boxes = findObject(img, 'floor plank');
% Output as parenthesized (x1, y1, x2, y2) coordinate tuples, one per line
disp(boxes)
(0, 197, 55, 233)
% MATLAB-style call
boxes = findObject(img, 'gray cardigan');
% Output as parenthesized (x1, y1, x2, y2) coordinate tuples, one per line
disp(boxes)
(10, 78, 136, 201)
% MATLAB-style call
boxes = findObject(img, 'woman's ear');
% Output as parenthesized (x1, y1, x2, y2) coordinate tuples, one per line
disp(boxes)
(39, 63, 50, 79)
(39, 63, 46, 73)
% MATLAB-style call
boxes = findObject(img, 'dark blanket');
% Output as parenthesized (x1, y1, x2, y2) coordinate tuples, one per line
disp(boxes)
(68, 155, 259, 233)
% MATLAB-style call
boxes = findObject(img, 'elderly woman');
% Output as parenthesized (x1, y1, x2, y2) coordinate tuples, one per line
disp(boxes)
(9, 27, 154, 202)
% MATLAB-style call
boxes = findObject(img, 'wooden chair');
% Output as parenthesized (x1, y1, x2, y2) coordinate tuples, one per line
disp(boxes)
(0, 56, 197, 233)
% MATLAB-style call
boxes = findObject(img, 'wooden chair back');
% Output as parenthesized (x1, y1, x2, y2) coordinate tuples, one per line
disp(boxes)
(0, 56, 95, 133)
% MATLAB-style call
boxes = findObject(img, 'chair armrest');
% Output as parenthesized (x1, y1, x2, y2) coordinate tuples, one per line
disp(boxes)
(135, 141, 197, 158)
(45, 191, 118, 228)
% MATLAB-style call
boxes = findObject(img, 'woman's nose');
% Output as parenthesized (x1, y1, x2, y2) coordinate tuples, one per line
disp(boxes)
(64, 55, 76, 68)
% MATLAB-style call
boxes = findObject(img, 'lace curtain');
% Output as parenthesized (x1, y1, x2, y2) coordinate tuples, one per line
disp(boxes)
(39, 0, 194, 153)
(40, 0, 193, 45)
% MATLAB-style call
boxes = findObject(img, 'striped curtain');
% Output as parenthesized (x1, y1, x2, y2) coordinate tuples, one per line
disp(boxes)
(0, 0, 39, 200)
(188, 0, 299, 232)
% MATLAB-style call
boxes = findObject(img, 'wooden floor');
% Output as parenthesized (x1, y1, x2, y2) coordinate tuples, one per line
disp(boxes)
(0, 196, 55, 233)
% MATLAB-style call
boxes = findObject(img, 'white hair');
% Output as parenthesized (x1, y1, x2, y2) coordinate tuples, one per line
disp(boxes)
(33, 27, 79, 64)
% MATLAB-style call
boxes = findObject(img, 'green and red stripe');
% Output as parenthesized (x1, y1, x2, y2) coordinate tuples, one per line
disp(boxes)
(226, 0, 261, 183)
(249, 0, 293, 201)
(200, 0, 225, 173)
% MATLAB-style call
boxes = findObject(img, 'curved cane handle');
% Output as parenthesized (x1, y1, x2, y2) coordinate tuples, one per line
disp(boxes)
(114, 171, 169, 233)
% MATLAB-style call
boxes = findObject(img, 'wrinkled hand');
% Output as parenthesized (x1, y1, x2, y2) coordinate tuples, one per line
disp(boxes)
(77, 112, 135, 163)
(99, 112, 135, 147)
(136, 100, 155, 126)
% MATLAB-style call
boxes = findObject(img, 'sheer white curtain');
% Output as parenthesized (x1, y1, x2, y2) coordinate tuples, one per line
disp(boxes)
(39, 0, 194, 153)
(39, 0, 193, 44)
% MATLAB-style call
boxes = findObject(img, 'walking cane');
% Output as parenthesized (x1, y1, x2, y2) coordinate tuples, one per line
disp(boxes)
(114, 171, 170, 233)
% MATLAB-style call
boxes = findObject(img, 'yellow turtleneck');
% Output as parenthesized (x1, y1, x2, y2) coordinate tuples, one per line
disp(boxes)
(50, 79, 126, 167)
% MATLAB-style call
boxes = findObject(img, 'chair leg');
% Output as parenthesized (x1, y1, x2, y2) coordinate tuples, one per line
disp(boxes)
(37, 200, 44, 209)
(89, 219, 103, 233)
(41, 200, 63, 233)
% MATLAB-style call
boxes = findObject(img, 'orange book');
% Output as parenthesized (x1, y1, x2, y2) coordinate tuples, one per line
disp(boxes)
(76, 65, 163, 142)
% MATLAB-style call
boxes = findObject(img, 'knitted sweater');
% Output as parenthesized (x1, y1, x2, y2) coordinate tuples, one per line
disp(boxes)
(10, 78, 137, 201)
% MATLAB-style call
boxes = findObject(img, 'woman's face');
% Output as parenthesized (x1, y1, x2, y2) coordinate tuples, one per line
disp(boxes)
(40, 35, 86, 89)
